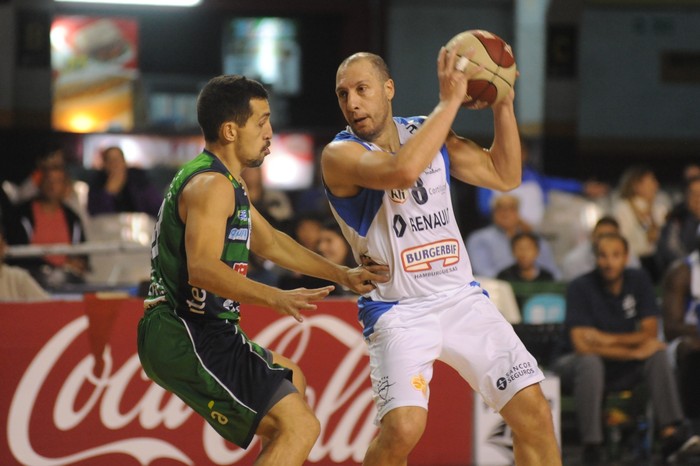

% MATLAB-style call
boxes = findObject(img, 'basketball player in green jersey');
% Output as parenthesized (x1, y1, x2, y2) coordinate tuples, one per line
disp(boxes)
(137, 75, 389, 466)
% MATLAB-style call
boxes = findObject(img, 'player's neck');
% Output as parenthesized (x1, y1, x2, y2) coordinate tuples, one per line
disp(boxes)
(204, 143, 243, 181)
(373, 120, 400, 153)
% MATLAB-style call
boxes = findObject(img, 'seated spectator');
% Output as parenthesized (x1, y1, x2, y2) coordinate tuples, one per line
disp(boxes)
(6, 167, 89, 291)
(657, 175, 700, 274)
(662, 226, 700, 420)
(0, 230, 50, 301)
(293, 213, 324, 251)
(15, 148, 67, 204)
(612, 165, 670, 283)
(477, 138, 608, 229)
(497, 231, 555, 282)
(561, 216, 640, 282)
(317, 219, 357, 296)
(551, 232, 700, 464)
(87, 146, 163, 218)
(466, 194, 560, 279)
(12, 147, 88, 225)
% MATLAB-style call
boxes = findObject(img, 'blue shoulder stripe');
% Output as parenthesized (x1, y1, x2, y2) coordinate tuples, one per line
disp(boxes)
(326, 187, 384, 237)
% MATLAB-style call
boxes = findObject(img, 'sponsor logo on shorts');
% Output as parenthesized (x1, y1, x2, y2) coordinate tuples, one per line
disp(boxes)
(187, 287, 207, 315)
(376, 376, 395, 408)
(411, 374, 428, 397)
(498, 361, 536, 389)
(401, 239, 459, 272)
(238, 210, 249, 222)
(207, 401, 229, 425)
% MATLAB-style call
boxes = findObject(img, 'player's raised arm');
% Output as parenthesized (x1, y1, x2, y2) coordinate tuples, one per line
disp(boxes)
(445, 31, 521, 191)
(322, 48, 479, 196)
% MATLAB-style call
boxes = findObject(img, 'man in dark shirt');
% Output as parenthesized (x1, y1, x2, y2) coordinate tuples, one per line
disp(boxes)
(87, 146, 163, 218)
(552, 232, 700, 464)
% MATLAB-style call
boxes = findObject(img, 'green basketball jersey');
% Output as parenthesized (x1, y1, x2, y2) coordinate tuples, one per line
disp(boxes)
(145, 150, 250, 322)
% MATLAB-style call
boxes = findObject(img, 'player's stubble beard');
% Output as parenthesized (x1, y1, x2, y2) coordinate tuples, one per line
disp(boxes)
(350, 99, 391, 144)
(245, 142, 271, 168)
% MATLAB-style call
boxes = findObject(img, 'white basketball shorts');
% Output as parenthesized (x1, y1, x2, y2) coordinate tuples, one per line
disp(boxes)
(365, 282, 544, 423)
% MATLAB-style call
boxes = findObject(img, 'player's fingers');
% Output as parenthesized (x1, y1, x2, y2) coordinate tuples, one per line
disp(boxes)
(438, 46, 447, 70)
(364, 263, 390, 274)
(363, 269, 390, 283)
(305, 286, 334, 300)
(280, 302, 304, 322)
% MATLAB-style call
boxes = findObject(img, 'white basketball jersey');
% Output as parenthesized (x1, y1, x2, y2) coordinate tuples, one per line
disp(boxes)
(326, 116, 476, 303)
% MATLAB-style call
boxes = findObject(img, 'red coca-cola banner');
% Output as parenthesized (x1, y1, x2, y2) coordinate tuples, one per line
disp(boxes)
(1, 297, 472, 466)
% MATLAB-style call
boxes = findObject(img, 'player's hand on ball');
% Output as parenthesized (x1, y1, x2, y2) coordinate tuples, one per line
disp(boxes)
(272, 286, 335, 322)
(437, 46, 479, 107)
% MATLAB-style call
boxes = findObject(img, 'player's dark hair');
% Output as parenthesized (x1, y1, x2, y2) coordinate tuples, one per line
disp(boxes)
(593, 232, 629, 256)
(197, 75, 269, 143)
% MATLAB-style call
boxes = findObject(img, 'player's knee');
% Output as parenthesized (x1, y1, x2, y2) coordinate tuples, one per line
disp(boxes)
(291, 407, 320, 447)
(379, 409, 426, 451)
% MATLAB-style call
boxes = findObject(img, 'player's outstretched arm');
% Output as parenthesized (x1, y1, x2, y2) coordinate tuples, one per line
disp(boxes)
(181, 172, 335, 321)
(249, 204, 389, 294)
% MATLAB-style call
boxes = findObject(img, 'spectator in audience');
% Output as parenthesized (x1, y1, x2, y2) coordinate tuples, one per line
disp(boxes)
(293, 213, 324, 251)
(657, 175, 700, 274)
(561, 215, 640, 282)
(466, 194, 561, 279)
(0, 230, 50, 301)
(662, 226, 700, 420)
(15, 148, 68, 203)
(496, 231, 556, 282)
(551, 232, 700, 464)
(240, 166, 294, 226)
(317, 219, 357, 296)
(13, 148, 88, 225)
(613, 165, 670, 283)
(87, 146, 163, 218)
(6, 167, 89, 290)
(477, 138, 608, 229)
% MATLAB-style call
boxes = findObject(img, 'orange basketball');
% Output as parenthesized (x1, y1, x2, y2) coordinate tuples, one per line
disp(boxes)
(445, 30, 517, 110)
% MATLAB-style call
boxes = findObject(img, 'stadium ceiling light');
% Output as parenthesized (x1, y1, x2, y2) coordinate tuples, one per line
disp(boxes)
(55, 0, 201, 6)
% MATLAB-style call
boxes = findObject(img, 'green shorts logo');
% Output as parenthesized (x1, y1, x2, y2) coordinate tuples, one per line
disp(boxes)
(208, 400, 229, 425)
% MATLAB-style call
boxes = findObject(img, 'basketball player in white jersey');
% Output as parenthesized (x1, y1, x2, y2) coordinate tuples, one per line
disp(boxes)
(321, 49, 561, 465)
